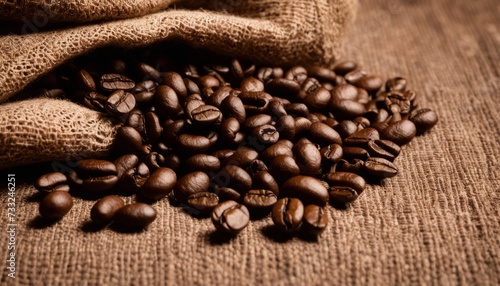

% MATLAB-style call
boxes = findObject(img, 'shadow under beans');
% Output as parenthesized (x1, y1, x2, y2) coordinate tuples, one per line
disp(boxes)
(80, 220, 107, 233)
(108, 222, 149, 234)
(28, 216, 61, 229)
(24, 191, 45, 203)
(204, 229, 239, 245)
(260, 225, 294, 243)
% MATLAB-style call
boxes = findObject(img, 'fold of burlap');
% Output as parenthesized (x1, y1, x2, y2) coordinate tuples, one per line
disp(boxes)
(0, 0, 358, 103)
(0, 98, 119, 169)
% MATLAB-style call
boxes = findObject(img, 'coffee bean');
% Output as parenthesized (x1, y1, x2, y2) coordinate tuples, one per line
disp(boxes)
(268, 155, 301, 183)
(329, 186, 359, 204)
(211, 200, 250, 233)
(139, 167, 176, 200)
(35, 172, 69, 193)
(256, 67, 283, 82)
(213, 187, 241, 201)
(333, 61, 358, 75)
(76, 69, 96, 91)
(323, 171, 366, 195)
(113, 203, 157, 229)
(268, 99, 288, 118)
(174, 171, 210, 202)
(302, 205, 328, 235)
(125, 109, 146, 135)
(184, 78, 201, 95)
(239, 91, 272, 115)
(281, 176, 329, 206)
(221, 95, 246, 123)
(344, 69, 367, 84)
(320, 143, 343, 165)
(265, 78, 301, 98)
(331, 84, 359, 101)
(144, 111, 162, 143)
(409, 108, 438, 134)
(344, 128, 380, 147)
(187, 192, 219, 213)
(253, 124, 279, 145)
(252, 171, 279, 195)
(299, 77, 322, 99)
(329, 99, 366, 119)
(366, 139, 401, 161)
(218, 165, 252, 194)
(380, 120, 417, 145)
(100, 73, 135, 91)
(155, 85, 181, 117)
(333, 159, 365, 175)
(90, 195, 125, 225)
(354, 75, 383, 93)
(385, 92, 411, 114)
(207, 86, 236, 107)
(309, 122, 342, 146)
(240, 76, 264, 92)
(190, 105, 223, 125)
(176, 134, 212, 153)
(285, 66, 308, 84)
(293, 142, 322, 176)
(184, 154, 221, 173)
(306, 66, 336, 82)
(230, 59, 255, 80)
(223, 147, 259, 169)
(83, 91, 107, 111)
(363, 157, 398, 178)
(114, 126, 143, 155)
(385, 77, 407, 92)
(342, 147, 370, 160)
(275, 115, 296, 141)
(243, 114, 272, 130)
(261, 143, 293, 163)
(303, 87, 331, 112)
(334, 120, 358, 138)
(272, 197, 304, 232)
(71, 159, 118, 192)
(39, 191, 73, 219)
(161, 72, 188, 101)
(243, 189, 277, 210)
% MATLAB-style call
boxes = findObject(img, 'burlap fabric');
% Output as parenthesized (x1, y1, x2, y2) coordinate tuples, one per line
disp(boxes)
(0, 0, 358, 102)
(0, 0, 499, 285)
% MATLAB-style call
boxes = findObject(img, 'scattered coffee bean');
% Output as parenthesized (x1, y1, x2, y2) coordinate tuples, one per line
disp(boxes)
(272, 197, 304, 232)
(281, 176, 329, 206)
(141, 167, 177, 201)
(113, 203, 157, 229)
(90, 195, 125, 225)
(35, 172, 69, 193)
(243, 189, 277, 210)
(187, 192, 219, 213)
(211, 200, 250, 233)
(39, 191, 73, 219)
(302, 205, 328, 235)
(363, 157, 398, 178)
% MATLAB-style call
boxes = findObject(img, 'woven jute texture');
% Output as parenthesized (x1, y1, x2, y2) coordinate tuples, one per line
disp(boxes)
(1, 0, 499, 285)
(0, 0, 358, 103)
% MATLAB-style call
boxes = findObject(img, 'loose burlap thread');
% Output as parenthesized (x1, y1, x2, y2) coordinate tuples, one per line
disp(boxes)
(0, 0, 358, 169)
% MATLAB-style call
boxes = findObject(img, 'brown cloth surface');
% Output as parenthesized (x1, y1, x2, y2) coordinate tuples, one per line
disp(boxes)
(1, 0, 499, 284)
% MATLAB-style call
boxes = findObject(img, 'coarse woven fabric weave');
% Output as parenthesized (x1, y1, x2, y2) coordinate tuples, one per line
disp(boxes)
(0, 0, 499, 285)
(0, 0, 358, 103)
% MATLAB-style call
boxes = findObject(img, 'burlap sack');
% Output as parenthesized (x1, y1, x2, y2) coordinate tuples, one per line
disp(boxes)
(0, 0, 358, 169)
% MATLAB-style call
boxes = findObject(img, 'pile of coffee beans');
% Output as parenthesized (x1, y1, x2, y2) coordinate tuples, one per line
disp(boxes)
(29, 44, 438, 235)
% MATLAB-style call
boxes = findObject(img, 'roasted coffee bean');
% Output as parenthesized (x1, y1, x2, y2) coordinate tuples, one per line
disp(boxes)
(252, 171, 279, 195)
(71, 159, 118, 192)
(299, 77, 322, 98)
(38, 88, 66, 98)
(114, 126, 143, 155)
(90, 195, 125, 225)
(366, 139, 401, 161)
(275, 115, 296, 140)
(207, 86, 235, 107)
(353, 116, 370, 129)
(342, 147, 370, 160)
(230, 59, 255, 80)
(354, 75, 384, 93)
(243, 114, 272, 130)
(211, 149, 235, 162)
(240, 76, 264, 92)
(211, 200, 250, 233)
(221, 95, 246, 123)
(184, 154, 221, 173)
(125, 109, 146, 135)
(363, 157, 398, 178)
(105, 89, 136, 116)
(184, 78, 200, 95)
(385, 77, 407, 92)
(113, 203, 157, 229)
(213, 187, 241, 201)
(247, 160, 268, 177)
(83, 91, 107, 110)
(323, 171, 366, 196)
(218, 165, 252, 193)
(329, 99, 366, 119)
(100, 73, 135, 91)
(261, 143, 294, 163)
(294, 117, 313, 137)
(145, 111, 162, 143)
(293, 142, 322, 176)
(239, 91, 272, 115)
(161, 72, 188, 101)
(190, 105, 223, 125)
(302, 205, 328, 235)
(134, 81, 157, 103)
(333, 61, 358, 75)
(306, 66, 336, 83)
(223, 147, 259, 168)
(142, 152, 164, 172)
(155, 85, 181, 117)
(76, 69, 96, 91)
(320, 143, 343, 165)
(162, 119, 185, 143)
(243, 189, 277, 210)
(303, 87, 331, 112)
(328, 186, 359, 204)
(409, 108, 438, 134)
(187, 192, 219, 213)
(334, 120, 358, 138)
(265, 78, 301, 98)
(385, 92, 411, 114)
(380, 120, 417, 145)
(309, 122, 342, 146)
(176, 134, 213, 153)
(220, 117, 241, 142)
(197, 75, 220, 89)
(174, 171, 210, 202)
(114, 154, 139, 177)
(256, 67, 283, 82)
(344, 69, 367, 84)
(269, 155, 301, 183)
(331, 84, 359, 101)
(136, 62, 161, 82)
(281, 176, 329, 206)
(119, 162, 150, 192)
(39, 191, 73, 219)
(344, 128, 380, 147)
(285, 66, 308, 84)
(253, 124, 279, 145)
(35, 172, 69, 193)
(333, 159, 365, 174)
(272, 197, 304, 232)
(268, 99, 288, 118)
